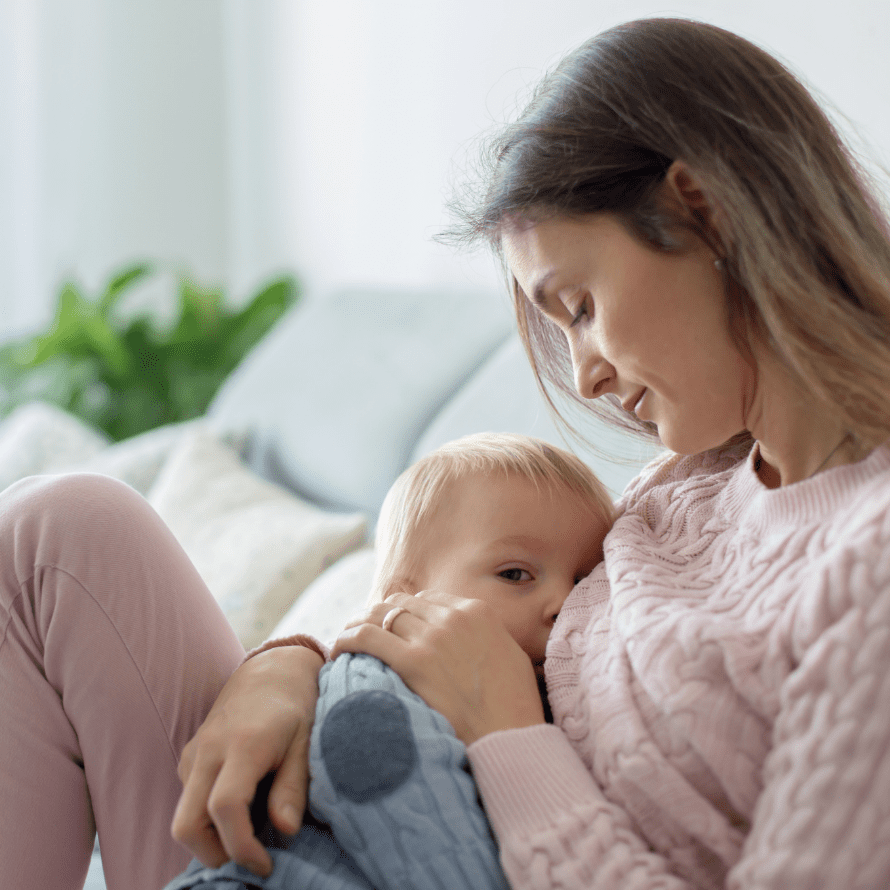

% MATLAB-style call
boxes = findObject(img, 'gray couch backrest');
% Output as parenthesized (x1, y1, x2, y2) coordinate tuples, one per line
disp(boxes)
(208, 286, 659, 518)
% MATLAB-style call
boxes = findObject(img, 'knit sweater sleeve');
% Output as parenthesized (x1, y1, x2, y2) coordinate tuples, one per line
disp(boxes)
(467, 457, 890, 890)
(468, 726, 688, 889)
(469, 555, 890, 889)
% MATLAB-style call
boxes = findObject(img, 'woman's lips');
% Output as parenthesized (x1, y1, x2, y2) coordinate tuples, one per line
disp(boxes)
(622, 388, 647, 415)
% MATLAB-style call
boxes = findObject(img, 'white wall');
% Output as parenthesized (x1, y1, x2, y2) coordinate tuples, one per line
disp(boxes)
(281, 0, 890, 297)
(0, 0, 229, 337)
(2, 0, 889, 338)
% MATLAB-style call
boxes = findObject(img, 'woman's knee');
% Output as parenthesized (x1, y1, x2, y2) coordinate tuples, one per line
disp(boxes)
(0, 473, 182, 589)
(1, 472, 148, 526)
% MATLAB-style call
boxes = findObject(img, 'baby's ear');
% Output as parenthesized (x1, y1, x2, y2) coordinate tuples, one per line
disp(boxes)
(366, 574, 419, 606)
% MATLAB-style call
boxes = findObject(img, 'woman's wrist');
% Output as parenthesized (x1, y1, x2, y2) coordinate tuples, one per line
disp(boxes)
(254, 642, 325, 677)
(464, 704, 546, 745)
(244, 633, 329, 665)
(240, 644, 325, 705)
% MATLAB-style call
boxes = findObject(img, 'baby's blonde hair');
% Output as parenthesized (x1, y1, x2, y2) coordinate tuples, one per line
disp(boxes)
(369, 432, 615, 603)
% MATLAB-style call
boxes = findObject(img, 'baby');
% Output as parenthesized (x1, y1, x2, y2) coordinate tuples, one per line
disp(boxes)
(167, 432, 614, 890)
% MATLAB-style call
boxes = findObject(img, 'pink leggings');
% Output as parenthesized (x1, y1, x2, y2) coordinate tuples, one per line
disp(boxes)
(0, 473, 246, 890)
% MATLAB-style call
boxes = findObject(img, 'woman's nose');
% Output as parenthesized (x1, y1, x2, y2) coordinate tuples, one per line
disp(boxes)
(570, 336, 613, 400)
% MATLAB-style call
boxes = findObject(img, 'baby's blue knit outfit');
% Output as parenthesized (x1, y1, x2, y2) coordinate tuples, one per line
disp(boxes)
(164, 653, 509, 890)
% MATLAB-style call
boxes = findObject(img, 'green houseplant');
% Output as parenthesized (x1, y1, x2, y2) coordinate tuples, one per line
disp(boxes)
(0, 263, 298, 441)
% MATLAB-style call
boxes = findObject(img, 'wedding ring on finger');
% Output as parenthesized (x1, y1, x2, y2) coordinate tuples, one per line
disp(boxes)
(381, 606, 408, 634)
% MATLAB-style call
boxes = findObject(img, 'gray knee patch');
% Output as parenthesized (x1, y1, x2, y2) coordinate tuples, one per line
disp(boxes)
(319, 690, 418, 803)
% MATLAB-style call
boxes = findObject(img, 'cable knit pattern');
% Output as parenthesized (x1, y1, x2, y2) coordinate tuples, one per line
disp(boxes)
(467, 443, 890, 889)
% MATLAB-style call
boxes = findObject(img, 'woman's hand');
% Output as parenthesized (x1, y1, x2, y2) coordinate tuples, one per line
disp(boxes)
(171, 645, 324, 878)
(330, 590, 545, 745)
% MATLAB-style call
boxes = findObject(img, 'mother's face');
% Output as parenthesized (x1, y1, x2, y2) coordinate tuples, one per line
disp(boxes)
(501, 213, 755, 455)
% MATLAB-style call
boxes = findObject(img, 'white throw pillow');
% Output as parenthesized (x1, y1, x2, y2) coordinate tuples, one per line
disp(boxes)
(149, 429, 367, 649)
(66, 419, 250, 495)
(267, 547, 378, 647)
(0, 401, 109, 493)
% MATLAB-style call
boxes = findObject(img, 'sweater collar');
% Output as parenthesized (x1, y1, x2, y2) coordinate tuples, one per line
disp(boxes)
(721, 441, 890, 531)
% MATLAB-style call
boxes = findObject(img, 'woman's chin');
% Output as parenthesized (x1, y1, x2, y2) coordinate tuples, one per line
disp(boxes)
(657, 425, 726, 456)
(663, 432, 745, 456)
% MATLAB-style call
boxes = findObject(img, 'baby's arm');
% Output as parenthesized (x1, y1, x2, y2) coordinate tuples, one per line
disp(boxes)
(164, 647, 521, 890)
(309, 652, 511, 890)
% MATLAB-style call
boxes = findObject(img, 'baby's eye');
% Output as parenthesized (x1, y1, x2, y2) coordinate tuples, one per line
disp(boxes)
(499, 568, 532, 583)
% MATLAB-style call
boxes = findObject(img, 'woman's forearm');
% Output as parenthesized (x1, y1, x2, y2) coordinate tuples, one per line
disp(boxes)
(468, 725, 689, 890)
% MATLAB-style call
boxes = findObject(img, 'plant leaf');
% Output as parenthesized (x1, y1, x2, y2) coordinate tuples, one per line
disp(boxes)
(32, 282, 91, 364)
(171, 277, 225, 346)
(1, 266, 298, 440)
(99, 263, 154, 315)
(220, 274, 298, 371)
(83, 314, 131, 379)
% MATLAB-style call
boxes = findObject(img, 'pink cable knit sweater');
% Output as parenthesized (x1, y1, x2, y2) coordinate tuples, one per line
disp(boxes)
(467, 442, 890, 890)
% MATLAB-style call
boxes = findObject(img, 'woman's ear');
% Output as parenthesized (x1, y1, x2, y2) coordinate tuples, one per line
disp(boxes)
(663, 160, 727, 252)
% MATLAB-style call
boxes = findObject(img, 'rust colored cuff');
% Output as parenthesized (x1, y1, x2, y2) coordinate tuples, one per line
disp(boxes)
(243, 633, 330, 664)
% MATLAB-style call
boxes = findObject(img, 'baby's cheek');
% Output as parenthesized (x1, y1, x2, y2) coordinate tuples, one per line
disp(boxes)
(513, 625, 547, 666)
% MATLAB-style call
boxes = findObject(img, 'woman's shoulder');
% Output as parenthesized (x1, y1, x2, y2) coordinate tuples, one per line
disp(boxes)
(826, 443, 890, 537)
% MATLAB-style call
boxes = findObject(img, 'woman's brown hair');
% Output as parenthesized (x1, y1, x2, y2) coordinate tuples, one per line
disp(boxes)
(446, 17, 890, 452)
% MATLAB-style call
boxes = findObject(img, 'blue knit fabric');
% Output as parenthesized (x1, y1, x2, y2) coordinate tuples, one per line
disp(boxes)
(163, 653, 508, 890)
(309, 654, 509, 890)
(163, 823, 372, 890)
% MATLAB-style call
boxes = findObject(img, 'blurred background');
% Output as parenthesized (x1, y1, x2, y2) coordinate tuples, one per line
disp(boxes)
(1, 0, 888, 343)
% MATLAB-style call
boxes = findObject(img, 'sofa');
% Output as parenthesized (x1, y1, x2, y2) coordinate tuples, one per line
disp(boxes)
(0, 284, 660, 890)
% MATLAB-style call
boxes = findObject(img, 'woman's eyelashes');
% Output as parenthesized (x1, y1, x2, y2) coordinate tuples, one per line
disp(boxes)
(569, 294, 591, 327)
(498, 568, 533, 583)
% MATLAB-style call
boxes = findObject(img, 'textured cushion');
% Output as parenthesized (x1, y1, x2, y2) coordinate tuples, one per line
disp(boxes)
(0, 401, 109, 493)
(63, 419, 249, 495)
(410, 336, 662, 498)
(207, 287, 512, 515)
(268, 547, 377, 647)
(148, 429, 367, 649)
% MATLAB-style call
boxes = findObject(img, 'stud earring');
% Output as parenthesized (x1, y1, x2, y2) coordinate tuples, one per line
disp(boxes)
(714, 258, 724, 271)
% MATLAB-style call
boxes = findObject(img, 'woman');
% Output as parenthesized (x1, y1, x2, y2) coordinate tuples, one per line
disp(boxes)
(3, 16, 890, 890)
(176, 18, 890, 889)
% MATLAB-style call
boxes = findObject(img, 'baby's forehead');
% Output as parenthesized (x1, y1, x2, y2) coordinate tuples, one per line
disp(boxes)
(436, 468, 607, 519)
